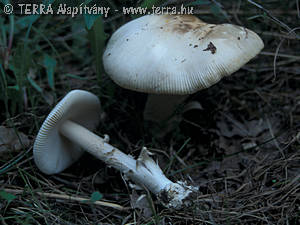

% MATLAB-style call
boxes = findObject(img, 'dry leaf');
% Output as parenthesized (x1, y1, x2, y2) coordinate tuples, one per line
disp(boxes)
(216, 113, 280, 138)
(0, 126, 30, 155)
(130, 191, 153, 218)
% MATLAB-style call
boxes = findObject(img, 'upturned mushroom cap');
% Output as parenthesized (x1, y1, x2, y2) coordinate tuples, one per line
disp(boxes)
(103, 14, 264, 95)
(33, 90, 101, 175)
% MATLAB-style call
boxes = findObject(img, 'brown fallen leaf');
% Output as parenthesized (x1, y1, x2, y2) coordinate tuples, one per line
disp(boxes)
(0, 126, 30, 155)
(216, 113, 281, 138)
(130, 191, 153, 218)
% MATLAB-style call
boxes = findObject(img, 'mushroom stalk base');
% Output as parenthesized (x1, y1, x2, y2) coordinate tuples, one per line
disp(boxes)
(144, 94, 189, 122)
(59, 120, 197, 209)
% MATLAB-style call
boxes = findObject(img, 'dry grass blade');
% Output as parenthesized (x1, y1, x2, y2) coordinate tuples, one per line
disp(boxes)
(247, 0, 299, 37)
(260, 51, 300, 60)
(3, 188, 128, 211)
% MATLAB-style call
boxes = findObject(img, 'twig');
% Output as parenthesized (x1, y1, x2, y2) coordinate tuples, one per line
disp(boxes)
(260, 51, 300, 60)
(247, 0, 299, 38)
(260, 31, 299, 40)
(3, 188, 128, 211)
(266, 117, 285, 158)
(272, 27, 300, 81)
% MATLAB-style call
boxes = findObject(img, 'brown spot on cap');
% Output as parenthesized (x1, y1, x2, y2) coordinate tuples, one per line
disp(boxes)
(244, 28, 249, 39)
(177, 14, 201, 23)
(176, 23, 195, 33)
(203, 42, 217, 54)
(161, 15, 207, 34)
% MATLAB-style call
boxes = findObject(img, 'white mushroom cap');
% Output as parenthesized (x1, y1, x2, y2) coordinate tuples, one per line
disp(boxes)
(33, 90, 101, 174)
(103, 14, 264, 95)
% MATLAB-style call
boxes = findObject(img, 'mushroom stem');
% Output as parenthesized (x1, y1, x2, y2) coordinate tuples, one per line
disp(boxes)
(144, 94, 188, 122)
(59, 120, 197, 209)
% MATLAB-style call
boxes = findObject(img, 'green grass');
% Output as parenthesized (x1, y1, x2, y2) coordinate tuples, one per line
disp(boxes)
(0, 0, 299, 224)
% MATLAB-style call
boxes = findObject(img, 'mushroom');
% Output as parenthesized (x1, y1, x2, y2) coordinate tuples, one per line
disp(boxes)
(103, 14, 264, 123)
(33, 90, 197, 209)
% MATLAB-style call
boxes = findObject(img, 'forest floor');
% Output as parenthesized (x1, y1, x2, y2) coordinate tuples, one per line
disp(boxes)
(0, 0, 299, 224)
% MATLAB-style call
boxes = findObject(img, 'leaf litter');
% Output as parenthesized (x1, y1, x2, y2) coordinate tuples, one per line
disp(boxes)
(0, 126, 30, 156)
